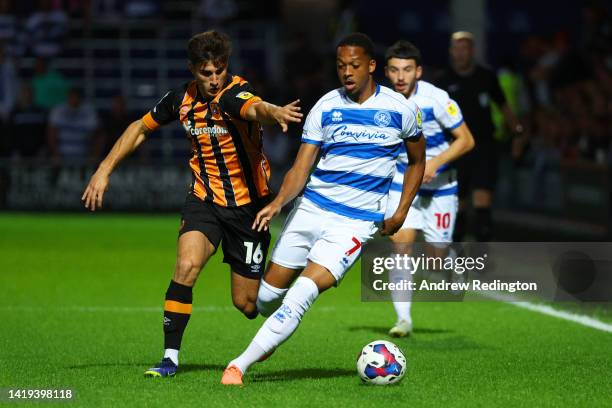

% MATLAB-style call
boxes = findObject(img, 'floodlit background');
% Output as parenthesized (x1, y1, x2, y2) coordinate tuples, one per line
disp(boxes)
(0, 0, 610, 240)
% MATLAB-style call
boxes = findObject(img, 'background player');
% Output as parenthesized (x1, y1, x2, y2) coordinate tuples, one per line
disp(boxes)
(384, 40, 475, 337)
(81, 30, 302, 377)
(436, 31, 523, 242)
(220, 33, 425, 385)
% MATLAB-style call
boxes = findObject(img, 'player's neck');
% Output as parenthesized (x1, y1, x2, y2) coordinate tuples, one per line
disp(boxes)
(349, 80, 377, 104)
(408, 81, 419, 97)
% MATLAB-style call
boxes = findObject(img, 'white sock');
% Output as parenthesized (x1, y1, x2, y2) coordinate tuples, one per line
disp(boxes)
(164, 348, 179, 366)
(389, 254, 413, 323)
(256, 279, 289, 317)
(229, 277, 319, 374)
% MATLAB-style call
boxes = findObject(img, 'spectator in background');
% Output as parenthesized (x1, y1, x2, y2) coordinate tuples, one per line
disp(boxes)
(124, 0, 160, 18)
(92, 0, 123, 21)
(197, 0, 237, 27)
(0, 0, 25, 58)
(436, 31, 523, 242)
(0, 41, 18, 122)
(48, 87, 98, 163)
(96, 94, 135, 160)
(32, 57, 69, 109)
(8, 84, 47, 158)
(25, 0, 68, 58)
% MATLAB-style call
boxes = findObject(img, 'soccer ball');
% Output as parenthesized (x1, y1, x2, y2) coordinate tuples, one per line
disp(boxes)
(356, 340, 407, 385)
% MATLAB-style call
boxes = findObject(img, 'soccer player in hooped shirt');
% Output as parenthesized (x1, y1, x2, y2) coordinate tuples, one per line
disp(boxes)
(384, 41, 475, 337)
(221, 33, 425, 385)
(81, 31, 303, 377)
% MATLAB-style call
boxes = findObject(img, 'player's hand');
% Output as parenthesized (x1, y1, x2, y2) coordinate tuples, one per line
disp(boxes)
(273, 99, 303, 132)
(252, 201, 282, 232)
(82, 168, 110, 211)
(423, 159, 440, 184)
(380, 212, 406, 236)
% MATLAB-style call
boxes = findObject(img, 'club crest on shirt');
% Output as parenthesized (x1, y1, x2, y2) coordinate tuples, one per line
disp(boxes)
(374, 110, 391, 127)
(416, 109, 423, 127)
(236, 91, 254, 100)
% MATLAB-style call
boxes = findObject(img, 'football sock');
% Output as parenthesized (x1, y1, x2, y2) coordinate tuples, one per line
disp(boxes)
(229, 277, 319, 374)
(474, 207, 493, 242)
(389, 256, 413, 323)
(163, 280, 193, 360)
(256, 279, 289, 317)
(164, 348, 179, 366)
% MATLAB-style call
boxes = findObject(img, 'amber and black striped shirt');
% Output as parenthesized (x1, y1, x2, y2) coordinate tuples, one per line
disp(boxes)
(141, 76, 271, 207)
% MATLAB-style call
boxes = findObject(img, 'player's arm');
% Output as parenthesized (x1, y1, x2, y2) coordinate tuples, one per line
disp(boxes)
(380, 135, 426, 236)
(221, 83, 303, 132)
(81, 119, 151, 211)
(424, 122, 475, 183)
(243, 100, 303, 132)
(82, 88, 179, 211)
(252, 143, 320, 231)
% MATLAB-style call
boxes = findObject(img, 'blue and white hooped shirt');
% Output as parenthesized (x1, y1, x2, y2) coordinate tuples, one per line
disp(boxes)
(300, 85, 422, 222)
(390, 80, 464, 197)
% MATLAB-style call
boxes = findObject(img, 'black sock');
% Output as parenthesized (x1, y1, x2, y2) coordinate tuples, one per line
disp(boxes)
(163, 280, 193, 350)
(474, 208, 493, 242)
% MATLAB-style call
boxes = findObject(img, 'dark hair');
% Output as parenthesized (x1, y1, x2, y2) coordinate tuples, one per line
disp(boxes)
(187, 30, 232, 66)
(337, 32, 375, 58)
(385, 40, 422, 66)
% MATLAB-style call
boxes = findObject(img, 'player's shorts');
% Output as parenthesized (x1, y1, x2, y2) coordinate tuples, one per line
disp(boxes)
(179, 193, 271, 279)
(456, 141, 498, 198)
(385, 186, 458, 244)
(270, 197, 379, 283)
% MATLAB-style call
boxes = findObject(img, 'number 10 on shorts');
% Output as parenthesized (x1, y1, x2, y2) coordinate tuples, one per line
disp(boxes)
(244, 241, 264, 264)
(435, 212, 451, 229)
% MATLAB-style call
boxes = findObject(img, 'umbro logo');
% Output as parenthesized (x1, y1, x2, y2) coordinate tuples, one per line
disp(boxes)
(332, 110, 343, 122)
(273, 304, 292, 324)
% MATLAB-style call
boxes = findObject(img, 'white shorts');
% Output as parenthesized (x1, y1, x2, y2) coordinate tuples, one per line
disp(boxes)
(385, 188, 458, 243)
(270, 197, 379, 283)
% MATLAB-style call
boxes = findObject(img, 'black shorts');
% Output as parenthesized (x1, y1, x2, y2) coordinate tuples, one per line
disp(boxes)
(456, 142, 498, 199)
(179, 193, 271, 279)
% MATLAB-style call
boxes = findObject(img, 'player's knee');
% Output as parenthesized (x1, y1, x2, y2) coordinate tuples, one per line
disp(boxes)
(256, 280, 288, 317)
(233, 297, 258, 319)
(174, 258, 201, 286)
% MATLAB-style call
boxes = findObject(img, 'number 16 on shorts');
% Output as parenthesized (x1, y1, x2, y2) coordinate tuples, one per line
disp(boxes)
(244, 241, 264, 265)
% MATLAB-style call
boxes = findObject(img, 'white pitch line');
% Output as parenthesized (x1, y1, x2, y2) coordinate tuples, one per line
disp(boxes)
(510, 301, 612, 333)
(480, 291, 612, 333)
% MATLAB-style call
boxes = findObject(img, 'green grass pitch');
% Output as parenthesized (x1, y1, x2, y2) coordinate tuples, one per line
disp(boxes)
(1, 213, 611, 407)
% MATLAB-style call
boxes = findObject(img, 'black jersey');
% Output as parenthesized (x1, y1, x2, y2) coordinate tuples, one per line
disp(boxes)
(435, 65, 506, 145)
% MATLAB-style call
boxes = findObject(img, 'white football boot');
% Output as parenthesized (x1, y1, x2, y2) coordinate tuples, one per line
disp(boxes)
(388, 319, 413, 338)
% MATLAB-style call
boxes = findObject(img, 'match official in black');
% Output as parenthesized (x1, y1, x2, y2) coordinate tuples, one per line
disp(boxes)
(436, 31, 523, 241)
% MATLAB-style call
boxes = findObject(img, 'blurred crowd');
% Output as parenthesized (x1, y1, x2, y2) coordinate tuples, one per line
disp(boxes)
(510, 5, 612, 171)
(0, 0, 610, 175)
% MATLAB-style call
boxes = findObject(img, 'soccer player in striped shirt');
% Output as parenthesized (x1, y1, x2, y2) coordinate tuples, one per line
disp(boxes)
(221, 32, 425, 385)
(81, 30, 302, 377)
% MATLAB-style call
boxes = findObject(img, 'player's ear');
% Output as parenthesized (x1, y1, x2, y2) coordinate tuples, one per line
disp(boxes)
(188, 61, 195, 75)
(416, 65, 423, 80)
(369, 59, 376, 74)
